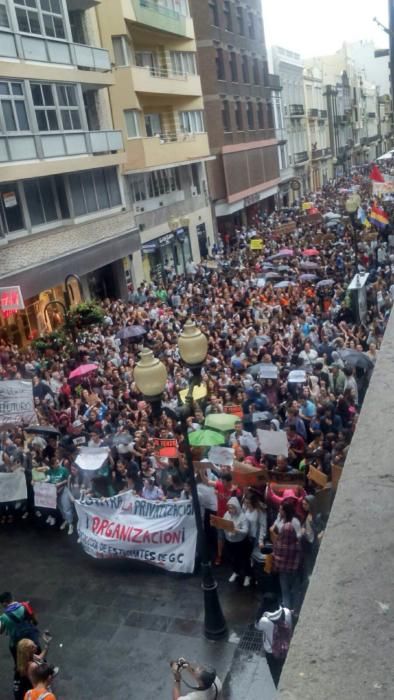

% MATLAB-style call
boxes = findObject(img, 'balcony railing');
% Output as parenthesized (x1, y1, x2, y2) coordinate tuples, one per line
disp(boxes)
(368, 112, 376, 119)
(289, 104, 305, 117)
(0, 28, 111, 71)
(266, 73, 281, 90)
(294, 150, 308, 164)
(132, 0, 192, 37)
(0, 129, 123, 164)
(311, 146, 332, 160)
(308, 108, 319, 118)
(319, 109, 328, 118)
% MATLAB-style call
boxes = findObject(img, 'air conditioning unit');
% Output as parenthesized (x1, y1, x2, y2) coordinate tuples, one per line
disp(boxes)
(191, 186, 199, 197)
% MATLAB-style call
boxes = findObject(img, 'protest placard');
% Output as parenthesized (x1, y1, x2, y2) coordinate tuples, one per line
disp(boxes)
(154, 438, 178, 458)
(232, 461, 267, 487)
(75, 447, 110, 471)
(308, 465, 328, 488)
(249, 239, 263, 250)
(207, 446, 234, 466)
(0, 469, 27, 502)
(33, 482, 57, 509)
(209, 515, 235, 532)
(223, 405, 243, 418)
(0, 380, 35, 425)
(75, 492, 197, 574)
(179, 384, 207, 404)
(272, 222, 296, 237)
(257, 429, 288, 457)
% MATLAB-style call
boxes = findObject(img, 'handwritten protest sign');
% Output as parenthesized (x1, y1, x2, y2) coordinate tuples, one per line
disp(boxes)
(154, 438, 178, 458)
(0, 380, 35, 425)
(257, 429, 289, 457)
(210, 515, 234, 532)
(0, 469, 27, 502)
(249, 239, 263, 250)
(75, 492, 197, 574)
(33, 482, 57, 509)
(207, 446, 234, 466)
(223, 405, 243, 418)
(308, 465, 328, 488)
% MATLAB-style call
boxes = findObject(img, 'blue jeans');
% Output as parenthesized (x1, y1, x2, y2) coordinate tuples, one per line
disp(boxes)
(279, 571, 300, 610)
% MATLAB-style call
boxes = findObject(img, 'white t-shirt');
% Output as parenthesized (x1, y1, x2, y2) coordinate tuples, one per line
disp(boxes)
(197, 483, 218, 512)
(256, 608, 292, 653)
(179, 677, 222, 700)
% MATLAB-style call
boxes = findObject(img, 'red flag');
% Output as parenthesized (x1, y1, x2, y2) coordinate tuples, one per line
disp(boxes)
(370, 165, 385, 182)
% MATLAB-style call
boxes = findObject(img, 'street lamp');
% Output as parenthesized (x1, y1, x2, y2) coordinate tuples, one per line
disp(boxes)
(133, 320, 228, 641)
(345, 194, 361, 273)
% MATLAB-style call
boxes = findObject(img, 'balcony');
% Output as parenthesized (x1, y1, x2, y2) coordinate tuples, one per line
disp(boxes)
(294, 150, 308, 164)
(308, 108, 319, 119)
(0, 28, 111, 72)
(289, 104, 305, 117)
(335, 114, 348, 126)
(266, 73, 281, 90)
(125, 132, 210, 171)
(131, 0, 194, 38)
(130, 65, 202, 97)
(0, 129, 123, 164)
(319, 109, 328, 119)
(311, 146, 332, 160)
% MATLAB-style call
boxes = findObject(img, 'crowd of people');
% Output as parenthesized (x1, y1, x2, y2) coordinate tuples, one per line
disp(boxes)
(1, 168, 394, 693)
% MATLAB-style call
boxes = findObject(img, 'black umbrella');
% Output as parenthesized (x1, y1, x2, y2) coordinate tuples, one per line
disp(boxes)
(25, 425, 60, 437)
(116, 325, 146, 341)
(339, 350, 374, 371)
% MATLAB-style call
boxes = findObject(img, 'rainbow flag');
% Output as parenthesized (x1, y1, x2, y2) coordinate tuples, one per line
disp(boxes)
(370, 205, 389, 229)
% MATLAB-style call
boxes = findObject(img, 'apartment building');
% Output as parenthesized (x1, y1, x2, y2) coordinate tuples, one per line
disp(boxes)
(188, 0, 280, 233)
(303, 66, 332, 190)
(96, 0, 215, 281)
(271, 47, 309, 196)
(0, 0, 140, 344)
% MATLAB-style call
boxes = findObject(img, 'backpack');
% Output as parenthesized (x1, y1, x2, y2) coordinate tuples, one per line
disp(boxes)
(5, 609, 40, 646)
(271, 618, 292, 660)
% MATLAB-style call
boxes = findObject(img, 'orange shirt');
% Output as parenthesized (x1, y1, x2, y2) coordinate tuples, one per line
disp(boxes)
(24, 690, 56, 700)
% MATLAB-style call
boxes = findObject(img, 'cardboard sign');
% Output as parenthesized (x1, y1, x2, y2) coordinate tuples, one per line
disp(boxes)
(308, 465, 328, 488)
(207, 446, 234, 466)
(272, 222, 296, 237)
(331, 463, 343, 490)
(33, 481, 57, 509)
(154, 438, 178, 458)
(210, 515, 235, 532)
(0, 380, 35, 425)
(0, 469, 27, 502)
(250, 239, 263, 250)
(179, 384, 207, 404)
(232, 461, 268, 487)
(302, 202, 314, 211)
(223, 405, 243, 418)
(257, 429, 288, 457)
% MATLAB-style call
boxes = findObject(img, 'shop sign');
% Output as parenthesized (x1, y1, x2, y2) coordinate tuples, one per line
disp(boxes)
(159, 233, 175, 247)
(0, 286, 24, 312)
(244, 193, 261, 207)
(142, 243, 157, 253)
(2, 191, 17, 208)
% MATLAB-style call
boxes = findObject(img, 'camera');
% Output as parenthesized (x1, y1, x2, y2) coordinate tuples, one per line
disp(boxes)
(170, 658, 189, 674)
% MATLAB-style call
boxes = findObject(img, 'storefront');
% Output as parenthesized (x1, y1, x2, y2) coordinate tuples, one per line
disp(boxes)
(141, 228, 192, 281)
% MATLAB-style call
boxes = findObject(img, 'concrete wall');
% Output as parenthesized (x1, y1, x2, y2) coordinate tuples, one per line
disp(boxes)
(278, 310, 394, 699)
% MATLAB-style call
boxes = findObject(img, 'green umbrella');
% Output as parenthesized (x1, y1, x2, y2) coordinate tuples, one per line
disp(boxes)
(188, 429, 226, 447)
(204, 414, 238, 432)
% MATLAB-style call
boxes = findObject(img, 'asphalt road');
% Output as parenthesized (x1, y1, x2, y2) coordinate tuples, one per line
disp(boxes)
(0, 524, 275, 700)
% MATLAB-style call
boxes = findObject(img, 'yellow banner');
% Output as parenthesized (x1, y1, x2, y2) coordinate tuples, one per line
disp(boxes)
(250, 239, 263, 250)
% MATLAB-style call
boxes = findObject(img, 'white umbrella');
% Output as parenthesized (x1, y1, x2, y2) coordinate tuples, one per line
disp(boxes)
(274, 280, 297, 289)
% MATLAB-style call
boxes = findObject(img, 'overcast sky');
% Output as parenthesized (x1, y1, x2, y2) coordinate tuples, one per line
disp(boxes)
(263, 0, 389, 57)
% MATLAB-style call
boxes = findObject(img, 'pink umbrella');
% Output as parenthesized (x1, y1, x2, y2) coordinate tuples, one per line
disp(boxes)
(302, 248, 319, 257)
(278, 248, 294, 256)
(69, 363, 98, 380)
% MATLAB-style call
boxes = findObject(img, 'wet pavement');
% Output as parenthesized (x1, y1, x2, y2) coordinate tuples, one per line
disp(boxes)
(0, 524, 276, 699)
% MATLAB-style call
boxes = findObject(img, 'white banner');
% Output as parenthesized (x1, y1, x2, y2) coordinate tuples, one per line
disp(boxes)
(207, 446, 234, 466)
(373, 181, 394, 195)
(75, 492, 197, 574)
(33, 482, 57, 509)
(257, 429, 289, 457)
(0, 380, 35, 425)
(75, 447, 110, 471)
(0, 469, 27, 502)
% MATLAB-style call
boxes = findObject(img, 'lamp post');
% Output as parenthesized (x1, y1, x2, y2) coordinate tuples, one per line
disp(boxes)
(134, 320, 228, 641)
(345, 194, 361, 273)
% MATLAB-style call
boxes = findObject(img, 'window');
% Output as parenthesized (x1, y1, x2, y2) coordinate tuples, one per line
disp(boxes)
(223, 0, 232, 31)
(222, 100, 230, 132)
(15, 0, 65, 38)
(170, 51, 197, 75)
(0, 1, 10, 28)
(229, 51, 238, 81)
(56, 84, 81, 130)
(236, 6, 244, 34)
(246, 101, 254, 130)
(191, 163, 201, 194)
(235, 100, 243, 130)
(31, 82, 57, 131)
(129, 167, 181, 202)
(69, 167, 121, 216)
(31, 82, 81, 131)
(241, 54, 250, 83)
(144, 113, 162, 137)
(248, 12, 255, 39)
(0, 82, 29, 132)
(209, 0, 219, 26)
(180, 110, 205, 133)
(216, 48, 225, 80)
(112, 36, 129, 67)
(253, 58, 260, 85)
(124, 110, 141, 138)
(257, 101, 264, 129)
(0, 183, 25, 236)
(24, 176, 58, 226)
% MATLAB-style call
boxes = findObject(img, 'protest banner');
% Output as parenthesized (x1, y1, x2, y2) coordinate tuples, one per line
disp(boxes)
(0, 380, 35, 425)
(33, 482, 57, 509)
(209, 515, 234, 532)
(154, 438, 178, 458)
(75, 491, 197, 574)
(249, 238, 263, 250)
(372, 181, 394, 195)
(272, 222, 296, 237)
(0, 469, 27, 502)
(207, 446, 234, 466)
(257, 429, 289, 457)
(223, 405, 243, 418)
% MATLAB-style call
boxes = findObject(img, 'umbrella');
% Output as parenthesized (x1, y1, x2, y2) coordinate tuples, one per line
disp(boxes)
(116, 325, 146, 341)
(260, 263, 274, 270)
(69, 363, 98, 380)
(205, 414, 239, 431)
(303, 248, 320, 256)
(316, 279, 335, 288)
(339, 350, 374, 370)
(265, 272, 281, 280)
(278, 248, 294, 256)
(249, 363, 278, 379)
(188, 429, 225, 447)
(252, 411, 274, 424)
(274, 280, 297, 289)
(277, 265, 294, 273)
(25, 425, 60, 437)
(323, 212, 341, 220)
(300, 261, 319, 270)
(325, 220, 340, 229)
(299, 274, 317, 282)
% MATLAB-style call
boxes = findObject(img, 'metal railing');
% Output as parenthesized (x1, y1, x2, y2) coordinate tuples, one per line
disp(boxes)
(139, 0, 188, 19)
(294, 150, 308, 163)
(308, 108, 319, 118)
(133, 64, 189, 81)
(289, 104, 305, 117)
(144, 130, 202, 143)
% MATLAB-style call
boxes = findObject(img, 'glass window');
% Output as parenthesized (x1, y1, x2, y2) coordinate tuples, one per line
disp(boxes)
(24, 177, 58, 226)
(248, 12, 255, 39)
(0, 183, 25, 235)
(124, 110, 141, 138)
(0, 81, 30, 133)
(257, 102, 264, 129)
(0, 2, 10, 28)
(170, 51, 197, 75)
(81, 171, 97, 213)
(236, 6, 244, 34)
(222, 100, 230, 132)
(69, 167, 121, 216)
(209, 0, 219, 26)
(69, 173, 85, 215)
(112, 36, 128, 67)
(56, 84, 81, 131)
(242, 54, 250, 83)
(15, 0, 65, 37)
(180, 110, 205, 134)
(223, 0, 232, 31)
(229, 52, 238, 82)
(246, 101, 254, 130)
(145, 113, 162, 137)
(31, 83, 58, 131)
(105, 167, 121, 207)
(216, 48, 225, 80)
(235, 100, 243, 130)
(93, 169, 110, 209)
